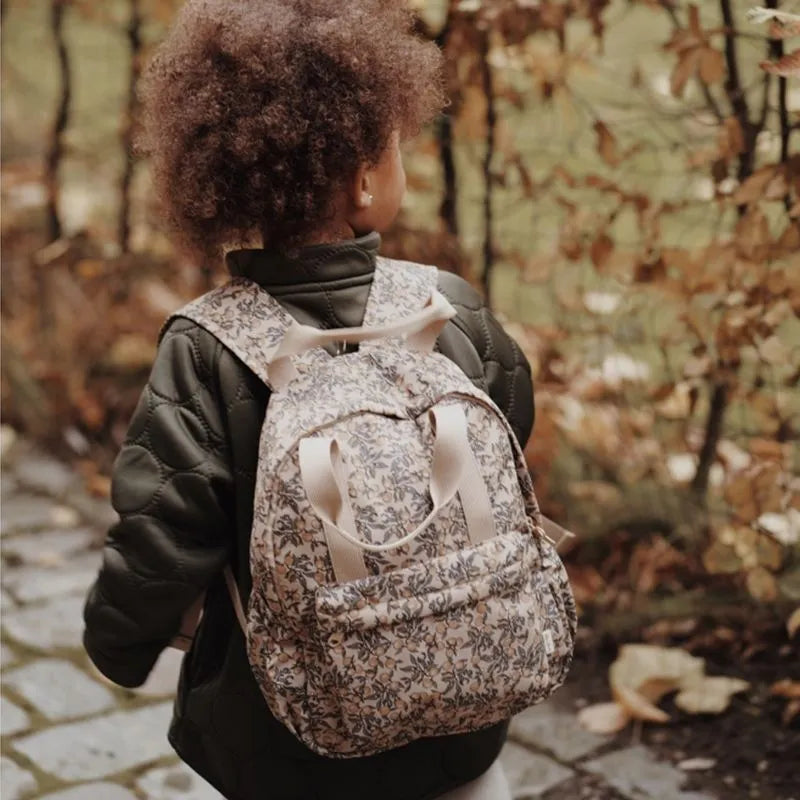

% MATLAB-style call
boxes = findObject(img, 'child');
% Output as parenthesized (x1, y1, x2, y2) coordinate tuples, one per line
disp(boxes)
(83, 2, 535, 799)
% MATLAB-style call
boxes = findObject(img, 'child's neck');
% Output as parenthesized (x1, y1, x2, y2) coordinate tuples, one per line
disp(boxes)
(299, 220, 360, 248)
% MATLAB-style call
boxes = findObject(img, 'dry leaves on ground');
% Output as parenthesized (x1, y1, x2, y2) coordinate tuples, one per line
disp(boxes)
(578, 644, 750, 734)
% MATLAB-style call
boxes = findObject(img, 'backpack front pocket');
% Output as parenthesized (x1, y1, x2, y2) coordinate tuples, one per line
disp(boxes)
(308, 528, 570, 756)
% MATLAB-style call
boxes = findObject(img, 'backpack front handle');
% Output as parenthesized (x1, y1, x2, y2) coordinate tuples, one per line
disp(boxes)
(266, 290, 457, 390)
(299, 405, 496, 582)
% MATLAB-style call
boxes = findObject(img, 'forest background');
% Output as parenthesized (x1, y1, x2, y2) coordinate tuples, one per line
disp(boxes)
(1, 0, 798, 792)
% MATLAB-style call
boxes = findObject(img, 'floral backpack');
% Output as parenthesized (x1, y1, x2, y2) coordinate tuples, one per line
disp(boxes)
(169, 258, 577, 757)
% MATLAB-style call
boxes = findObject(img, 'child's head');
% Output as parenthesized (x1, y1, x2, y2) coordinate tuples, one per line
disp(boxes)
(140, 0, 445, 260)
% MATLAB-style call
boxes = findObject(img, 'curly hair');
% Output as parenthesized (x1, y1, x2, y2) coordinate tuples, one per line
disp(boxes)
(139, 0, 445, 259)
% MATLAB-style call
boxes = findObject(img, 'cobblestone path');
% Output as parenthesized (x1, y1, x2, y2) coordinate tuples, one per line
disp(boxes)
(0, 430, 717, 799)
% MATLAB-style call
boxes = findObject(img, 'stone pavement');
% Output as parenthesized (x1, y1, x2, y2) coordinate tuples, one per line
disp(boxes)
(0, 429, 717, 800)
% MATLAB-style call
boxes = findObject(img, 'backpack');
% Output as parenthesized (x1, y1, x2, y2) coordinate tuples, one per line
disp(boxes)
(169, 258, 577, 758)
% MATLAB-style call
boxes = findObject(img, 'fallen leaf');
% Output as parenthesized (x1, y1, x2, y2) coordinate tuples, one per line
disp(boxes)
(783, 699, 800, 726)
(788, 608, 800, 638)
(678, 757, 717, 771)
(675, 676, 749, 714)
(614, 684, 671, 723)
(610, 644, 704, 723)
(771, 679, 800, 699)
(577, 702, 630, 734)
(757, 510, 799, 546)
(703, 541, 742, 575)
(755, 533, 784, 571)
(746, 566, 778, 602)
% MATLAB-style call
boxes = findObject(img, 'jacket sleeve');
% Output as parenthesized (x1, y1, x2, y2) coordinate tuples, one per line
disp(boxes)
(436, 271, 535, 447)
(83, 318, 235, 688)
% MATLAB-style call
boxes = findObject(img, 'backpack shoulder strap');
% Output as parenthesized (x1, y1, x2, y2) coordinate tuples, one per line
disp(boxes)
(362, 257, 439, 328)
(161, 277, 294, 390)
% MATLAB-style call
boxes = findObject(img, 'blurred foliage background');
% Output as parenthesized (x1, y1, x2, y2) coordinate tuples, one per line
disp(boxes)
(1, 0, 799, 641)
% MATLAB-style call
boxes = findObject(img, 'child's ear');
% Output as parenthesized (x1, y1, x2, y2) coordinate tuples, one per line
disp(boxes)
(349, 162, 374, 211)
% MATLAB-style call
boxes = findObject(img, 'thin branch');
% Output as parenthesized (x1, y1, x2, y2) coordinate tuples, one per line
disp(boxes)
(45, 0, 71, 243)
(435, 11, 458, 238)
(118, 0, 142, 253)
(765, 1, 791, 166)
(479, 29, 496, 305)
(720, 0, 756, 182)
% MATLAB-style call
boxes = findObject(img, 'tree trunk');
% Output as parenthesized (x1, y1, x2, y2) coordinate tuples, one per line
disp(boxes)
(479, 30, 496, 305)
(765, 0, 791, 210)
(45, 0, 71, 243)
(437, 113, 459, 239)
(692, 0, 760, 495)
(691, 381, 729, 494)
(435, 18, 458, 239)
(119, 0, 142, 253)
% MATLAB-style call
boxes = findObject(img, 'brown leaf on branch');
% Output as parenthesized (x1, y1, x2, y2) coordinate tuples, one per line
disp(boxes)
(760, 48, 800, 77)
(688, 4, 702, 37)
(768, 19, 800, 39)
(703, 538, 743, 575)
(594, 121, 620, 166)
(758, 335, 790, 366)
(590, 234, 614, 270)
(698, 47, 725, 84)
(715, 117, 746, 164)
(671, 48, 702, 97)
(735, 210, 771, 261)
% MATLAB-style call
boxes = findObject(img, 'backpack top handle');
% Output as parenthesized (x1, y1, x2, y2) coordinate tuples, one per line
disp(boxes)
(265, 289, 457, 390)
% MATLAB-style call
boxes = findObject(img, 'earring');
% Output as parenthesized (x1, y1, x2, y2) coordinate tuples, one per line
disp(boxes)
(364, 193, 374, 207)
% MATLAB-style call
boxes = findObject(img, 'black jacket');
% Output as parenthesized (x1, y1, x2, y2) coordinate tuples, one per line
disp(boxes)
(83, 233, 535, 800)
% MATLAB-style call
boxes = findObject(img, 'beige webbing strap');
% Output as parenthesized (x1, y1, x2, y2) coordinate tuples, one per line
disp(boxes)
(429, 404, 496, 544)
(224, 565, 248, 634)
(296, 437, 368, 583)
(170, 565, 247, 651)
(264, 289, 456, 389)
(539, 516, 576, 551)
(299, 406, 497, 582)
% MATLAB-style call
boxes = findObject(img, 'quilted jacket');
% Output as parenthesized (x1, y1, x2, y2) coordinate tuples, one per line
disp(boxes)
(83, 233, 535, 800)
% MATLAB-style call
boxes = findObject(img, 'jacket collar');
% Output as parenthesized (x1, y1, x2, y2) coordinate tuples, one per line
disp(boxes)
(225, 232, 380, 289)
